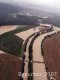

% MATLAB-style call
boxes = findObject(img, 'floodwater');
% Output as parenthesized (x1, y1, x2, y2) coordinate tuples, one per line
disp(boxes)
(15, 26, 42, 40)
(23, 36, 34, 80)
(0, 24, 60, 80)
(32, 29, 59, 80)
(0, 25, 17, 35)
(16, 25, 60, 80)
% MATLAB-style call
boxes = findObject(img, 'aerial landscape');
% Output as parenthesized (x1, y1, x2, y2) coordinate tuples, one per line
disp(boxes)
(0, 0, 60, 80)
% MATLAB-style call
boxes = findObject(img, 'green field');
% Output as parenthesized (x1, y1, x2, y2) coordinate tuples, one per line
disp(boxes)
(0, 25, 36, 57)
(0, 35, 23, 57)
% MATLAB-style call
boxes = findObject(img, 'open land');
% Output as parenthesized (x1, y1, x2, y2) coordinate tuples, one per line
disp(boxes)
(0, 52, 20, 80)
(42, 32, 60, 80)
(0, 25, 35, 57)
(0, 24, 60, 80)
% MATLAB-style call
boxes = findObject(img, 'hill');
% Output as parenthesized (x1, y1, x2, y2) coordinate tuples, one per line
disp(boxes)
(0, 3, 22, 15)
(0, 3, 39, 25)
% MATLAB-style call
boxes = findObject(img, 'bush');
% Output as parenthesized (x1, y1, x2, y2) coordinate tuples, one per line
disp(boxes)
(28, 54, 32, 60)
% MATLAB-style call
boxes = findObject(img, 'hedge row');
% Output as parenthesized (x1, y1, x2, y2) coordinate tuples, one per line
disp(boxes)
(28, 32, 40, 80)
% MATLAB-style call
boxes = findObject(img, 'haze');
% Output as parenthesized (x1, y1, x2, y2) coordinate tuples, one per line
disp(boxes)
(0, 0, 60, 9)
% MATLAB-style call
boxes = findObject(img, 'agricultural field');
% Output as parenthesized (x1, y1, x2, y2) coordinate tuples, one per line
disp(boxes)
(0, 25, 37, 57)
(0, 53, 20, 80)
(41, 32, 60, 80)
(0, 35, 23, 57)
